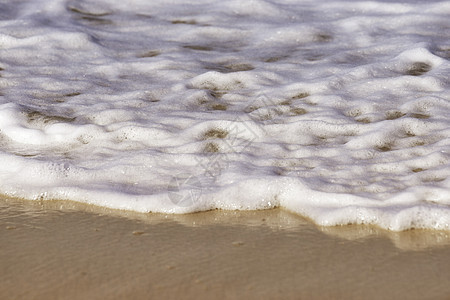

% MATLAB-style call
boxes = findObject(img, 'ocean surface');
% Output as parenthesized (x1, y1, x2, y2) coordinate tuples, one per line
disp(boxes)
(0, 0, 449, 230)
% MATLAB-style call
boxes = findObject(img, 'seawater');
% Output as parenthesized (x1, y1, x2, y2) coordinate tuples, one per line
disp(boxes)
(0, 0, 449, 230)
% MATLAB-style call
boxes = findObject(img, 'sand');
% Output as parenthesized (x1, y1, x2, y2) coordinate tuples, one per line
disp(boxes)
(1, 196, 450, 300)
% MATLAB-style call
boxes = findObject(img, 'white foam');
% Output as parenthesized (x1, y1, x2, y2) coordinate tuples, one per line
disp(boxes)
(0, 0, 449, 231)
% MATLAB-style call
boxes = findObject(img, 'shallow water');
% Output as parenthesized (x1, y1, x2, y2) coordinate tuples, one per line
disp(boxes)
(0, 0, 449, 230)
(1, 197, 450, 299)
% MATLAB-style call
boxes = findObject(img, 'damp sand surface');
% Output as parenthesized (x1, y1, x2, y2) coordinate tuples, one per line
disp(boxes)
(1, 197, 450, 300)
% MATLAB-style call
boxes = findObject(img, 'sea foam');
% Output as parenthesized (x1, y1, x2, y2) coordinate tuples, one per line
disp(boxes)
(0, 0, 449, 230)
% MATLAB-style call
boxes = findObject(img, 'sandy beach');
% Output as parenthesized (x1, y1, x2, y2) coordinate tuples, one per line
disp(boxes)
(1, 196, 450, 300)
(1, 1, 449, 299)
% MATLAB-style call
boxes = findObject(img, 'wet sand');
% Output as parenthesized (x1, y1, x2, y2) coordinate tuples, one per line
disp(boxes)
(1, 196, 450, 300)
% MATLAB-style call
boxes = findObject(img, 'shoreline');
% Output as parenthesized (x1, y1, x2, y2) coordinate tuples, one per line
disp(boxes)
(1, 197, 450, 299)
